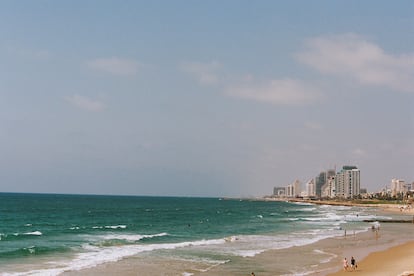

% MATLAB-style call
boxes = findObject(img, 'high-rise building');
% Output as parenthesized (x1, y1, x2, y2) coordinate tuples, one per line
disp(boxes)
(286, 180, 301, 197)
(315, 172, 326, 198)
(390, 179, 407, 196)
(316, 169, 335, 198)
(273, 187, 286, 197)
(335, 166, 360, 198)
(321, 175, 336, 198)
(306, 179, 316, 197)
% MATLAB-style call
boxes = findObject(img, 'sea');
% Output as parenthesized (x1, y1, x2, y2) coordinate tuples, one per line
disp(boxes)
(0, 193, 395, 275)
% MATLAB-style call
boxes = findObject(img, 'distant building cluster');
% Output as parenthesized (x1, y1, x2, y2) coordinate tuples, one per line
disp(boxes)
(273, 166, 414, 200)
(377, 179, 414, 198)
(273, 165, 361, 199)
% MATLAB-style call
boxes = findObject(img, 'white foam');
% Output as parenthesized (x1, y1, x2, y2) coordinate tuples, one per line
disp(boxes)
(292, 202, 314, 206)
(313, 249, 338, 263)
(2, 229, 348, 275)
(92, 225, 127, 229)
(319, 204, 351, 211)
(105, 225, 127, 229)
(24, 246, 36, 254)
(6, 238, 227, 275)
(100, 232, 168, 242)
(300, 207, 317, 212)
(23, 231, 42, 236)
(237, 249, 266, 257)
(399, 271, 414, 276)
(224, 236, 238, 242)
(168, 255, 230, 274)
(204, 231, 344, 259)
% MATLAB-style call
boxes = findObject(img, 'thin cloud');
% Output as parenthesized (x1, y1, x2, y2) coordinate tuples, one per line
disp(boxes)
(225, 78, 323, 106)
(65, 95, 106, 112)
(304, 121, 323, 130)
(300, 144, 318, 152)
(352, 148, 368, 157)
(86, 57, 139, 76)
(296, 33, 414, 93)
(180, 60, 221, 85)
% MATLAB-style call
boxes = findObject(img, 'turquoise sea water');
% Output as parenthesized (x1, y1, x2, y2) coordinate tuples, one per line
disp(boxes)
(0, 193, 390, 275)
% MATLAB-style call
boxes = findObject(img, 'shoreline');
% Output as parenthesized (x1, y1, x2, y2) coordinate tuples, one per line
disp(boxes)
(207, 220, 414, 276)
(264, 196, 414, 209)
(64, 223, 414, 276)
(60, 202, 414, 275)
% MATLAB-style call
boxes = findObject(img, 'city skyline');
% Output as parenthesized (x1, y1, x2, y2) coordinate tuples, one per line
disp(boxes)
(1, 1, 413, 197)
(273, 165, 413, 199)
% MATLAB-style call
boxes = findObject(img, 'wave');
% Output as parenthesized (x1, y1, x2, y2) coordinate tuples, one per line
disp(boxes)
(0, 231, 42, 242)
(297, 212, 391, 224)
(0, 245, 70, 259)
(199, 230, 346, 259)
(91, 225, 127, 230)
(105, 225, 127, 229)
(24, 231, 42, 236)
(298, 207, 317, 212)
(0, 198, 383, 275)
(98, 232, 169, 242)
(4, 237, 227, 275)
(318, 204, 352, 210)
(291, 202, 314, 206)
(0, 228, 351, 275)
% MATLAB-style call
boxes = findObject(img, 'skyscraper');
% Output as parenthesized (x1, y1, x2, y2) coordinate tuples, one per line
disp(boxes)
(316, 169, 336, 198)
(335, 166, 360, 198)
(315, 172, 326, 198)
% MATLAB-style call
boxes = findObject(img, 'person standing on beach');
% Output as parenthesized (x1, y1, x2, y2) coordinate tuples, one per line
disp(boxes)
(350, 256, 357, 270)
(343, 257, 349, 271)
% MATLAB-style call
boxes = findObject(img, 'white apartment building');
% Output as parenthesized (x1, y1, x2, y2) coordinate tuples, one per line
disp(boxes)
(335, 166, 360, 198)
(390, 179, 406, 196)
(305, 179, 316, 197)
(321, 176, 336, 198)
(286, 180, 302, 197)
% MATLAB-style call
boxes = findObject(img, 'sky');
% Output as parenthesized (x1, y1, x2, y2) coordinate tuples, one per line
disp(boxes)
(1, 1, 413, 197)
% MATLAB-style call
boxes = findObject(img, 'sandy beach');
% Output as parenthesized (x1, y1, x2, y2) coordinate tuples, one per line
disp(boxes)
(328, 240, 414, 276)
(61, 202, 414, 276)
(326, 202, 414, 276)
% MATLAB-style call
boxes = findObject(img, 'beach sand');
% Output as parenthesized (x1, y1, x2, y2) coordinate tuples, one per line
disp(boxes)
(328, 240, 414, 276)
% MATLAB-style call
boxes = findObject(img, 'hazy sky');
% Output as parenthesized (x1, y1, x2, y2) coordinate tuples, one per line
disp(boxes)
(1, 1, 413, 197)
